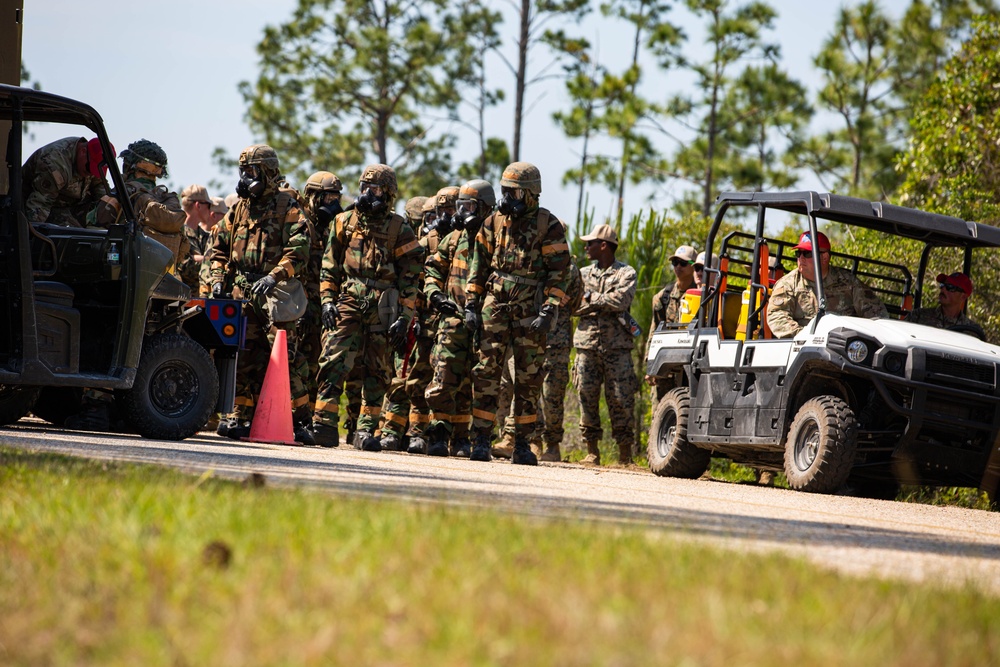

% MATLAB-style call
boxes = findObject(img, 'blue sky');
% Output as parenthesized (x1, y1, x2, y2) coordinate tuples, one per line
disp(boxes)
(21, 0, 911, 230)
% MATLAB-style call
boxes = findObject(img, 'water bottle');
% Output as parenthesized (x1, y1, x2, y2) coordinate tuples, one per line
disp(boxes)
(107, 242, 120, 265)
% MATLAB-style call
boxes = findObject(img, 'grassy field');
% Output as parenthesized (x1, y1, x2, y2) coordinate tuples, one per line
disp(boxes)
(1, 447, 997, 667)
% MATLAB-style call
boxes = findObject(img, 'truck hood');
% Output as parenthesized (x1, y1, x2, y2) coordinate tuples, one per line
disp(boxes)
(809, 315, 1000, 360)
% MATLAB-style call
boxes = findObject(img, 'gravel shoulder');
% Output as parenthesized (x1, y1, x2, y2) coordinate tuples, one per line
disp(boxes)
(4, 420, 999, 594)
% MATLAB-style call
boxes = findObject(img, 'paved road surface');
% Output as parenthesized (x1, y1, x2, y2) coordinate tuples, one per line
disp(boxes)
(3, 419, 999, 593)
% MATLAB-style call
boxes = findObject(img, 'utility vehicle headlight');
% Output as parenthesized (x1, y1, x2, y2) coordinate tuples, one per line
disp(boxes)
(847, 339, 869, 364)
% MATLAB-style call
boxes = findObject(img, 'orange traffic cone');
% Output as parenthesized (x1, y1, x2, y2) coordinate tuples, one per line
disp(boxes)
(245, 328, 298, 446)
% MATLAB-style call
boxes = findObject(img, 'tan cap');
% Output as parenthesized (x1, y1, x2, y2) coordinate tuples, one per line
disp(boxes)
(224, 192, 240, 209)
(580, 223, 618, 245)
(670, 245, 697, 263)
(210, 196, 228, 214)
(694, 251, 718, 268)
(181, 184, 211, 206)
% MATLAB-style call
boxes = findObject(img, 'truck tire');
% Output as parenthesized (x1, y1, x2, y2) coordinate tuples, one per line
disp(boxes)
(784, 396, 857, 493)
(648, 387, 710, 478)
(119, 333, 218, 440)
(0, 385, 40, 426)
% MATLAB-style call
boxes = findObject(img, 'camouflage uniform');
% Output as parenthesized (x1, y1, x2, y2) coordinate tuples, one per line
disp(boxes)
(906, 306, 979, 330)
(312, 165, 425, 447)
(645, 281, 683, 401)
(466, 163, 571, 464)
(22, 136, 107, 227)
(574, 260, 640, 464)
(206, 146, 312, 429)
(178, 223, 211, 289)
(767, 266, 888, 338)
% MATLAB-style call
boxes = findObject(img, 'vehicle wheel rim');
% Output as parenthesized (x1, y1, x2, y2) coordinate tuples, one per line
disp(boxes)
(793, 419, 820, 471)
(657, 410, 677, 459)
(150, 361, 199, 417)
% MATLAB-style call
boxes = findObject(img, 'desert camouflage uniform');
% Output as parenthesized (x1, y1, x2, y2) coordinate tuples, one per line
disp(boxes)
(767, 266, 888, 338)
(424, 227, 476, 441)
(906, 306, 979, 330)
(22, 136, 107, 227)
(207, 191, 311, 424)
(313, 208, 425, 434)
(178, 224, 212, 290)
(645, 281, 682, 400)
(574, 260, 640, 462)
(467, 208, 571, 438)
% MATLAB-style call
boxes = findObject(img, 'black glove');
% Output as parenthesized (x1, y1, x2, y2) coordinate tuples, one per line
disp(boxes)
(464, 300, 481, 331)
(388, 316, 409, 353)
(212, 282, 224, 297)
(430, 291, 460, 316)
(530, 304, 558, 334)
(250, 274, 278, 297)
(412, 319, 422, 338)
(321, 302, 339, 330)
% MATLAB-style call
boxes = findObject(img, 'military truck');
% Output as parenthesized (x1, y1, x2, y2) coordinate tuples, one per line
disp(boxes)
(645, 191, 1000, 500)
(0, 84, 243, 439)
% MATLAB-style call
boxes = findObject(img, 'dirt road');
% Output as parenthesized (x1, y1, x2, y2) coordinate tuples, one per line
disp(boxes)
(4, 420, 999, 593)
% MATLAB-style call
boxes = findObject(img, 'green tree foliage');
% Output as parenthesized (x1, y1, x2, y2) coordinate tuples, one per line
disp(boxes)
(237, 0, 462, 195)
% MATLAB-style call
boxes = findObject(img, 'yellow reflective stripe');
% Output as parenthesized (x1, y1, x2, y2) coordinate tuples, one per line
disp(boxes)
(394, 239, 420, 257)
(450, 414, 472, 424)
(546, 287, 567, 302)
(384, 412, 407, 426)
(514, 414, 538, 424)
(320, 280, 337, 292)
(235, 396, 255, 407)
(473, 408, 495, 420)
(453, 259, 468, 269)
(542, 243, 568, 255)
(430, 411, 453, 423)
(278, 259, 296, 277)
(292, 395, 310, 409)
(467, 284, 485, 295)
(314, 400, 339, 413)
(408, 412, 431, 423)
(400, 297, 417, 309)
(361, 405, 382, 416)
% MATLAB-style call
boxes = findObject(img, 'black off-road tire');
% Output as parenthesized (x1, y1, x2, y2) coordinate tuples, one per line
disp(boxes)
(784, 396, 858, 493)
(647, 387, 710, 478)
(119, 333, 218, 440)
(0, 385, 40, 426)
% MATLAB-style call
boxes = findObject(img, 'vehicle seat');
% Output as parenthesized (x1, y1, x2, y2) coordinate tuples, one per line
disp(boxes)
(720, 291, 742, 339)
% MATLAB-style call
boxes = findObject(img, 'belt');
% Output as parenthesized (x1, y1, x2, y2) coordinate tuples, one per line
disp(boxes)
(347, 276, 393, 292)
(492, 269, 539, 287)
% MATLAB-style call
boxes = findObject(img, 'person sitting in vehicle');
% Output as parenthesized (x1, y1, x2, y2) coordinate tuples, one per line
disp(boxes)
(766, 231, 887, 339)
(905, 272, 984, 338)
(21, 136, 111, 227)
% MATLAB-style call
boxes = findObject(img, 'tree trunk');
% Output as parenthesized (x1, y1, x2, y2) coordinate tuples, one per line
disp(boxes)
(513, 0, 530, 162)
(616, 2, 646, 222)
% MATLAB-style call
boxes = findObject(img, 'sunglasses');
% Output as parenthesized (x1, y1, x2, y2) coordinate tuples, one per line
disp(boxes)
(693, 264, 705, 272)
(671, 258, 690, 267)
(795, 250, 829, 259)
(939, 283, 964, 294)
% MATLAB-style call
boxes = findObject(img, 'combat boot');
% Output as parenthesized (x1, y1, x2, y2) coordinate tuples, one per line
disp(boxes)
(343, 417, 357, 447)
(406, 435, 427, 454)
(581, 440, 601, 466)
(310, 422, 339, 448)
(540, 442, 561, 463)
(450, 435, 472, 458)
(512, 435, 538, 466)
(293, 408, 316, 446)
(470, 431, 492, 462)
(492, 432, 515, 459)
(380, 433, 404, 451)
(354, 430, 382, 452)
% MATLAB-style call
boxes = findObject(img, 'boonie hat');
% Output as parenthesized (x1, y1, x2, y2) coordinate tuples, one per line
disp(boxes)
(670, 245, 697, 263)
(580, 223, 618, 246)
(182, 184, 212, 206)
(936, 271, 973, 296)
(210, 196, 228, 214)
(795, 231, 831, 252)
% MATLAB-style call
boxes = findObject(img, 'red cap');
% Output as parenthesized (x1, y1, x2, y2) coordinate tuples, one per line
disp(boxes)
(795, 231, 831, 252)
(86, 138, 114, 179)
(936, 272, 973, 296)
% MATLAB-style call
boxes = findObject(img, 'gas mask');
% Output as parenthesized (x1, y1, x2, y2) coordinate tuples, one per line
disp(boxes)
(454, 199, 478, 232)
(315, 194, 343, 227)
(498, 187, 527, 218)
(355, 182, 387, 217)
(237, 165, 265, 199)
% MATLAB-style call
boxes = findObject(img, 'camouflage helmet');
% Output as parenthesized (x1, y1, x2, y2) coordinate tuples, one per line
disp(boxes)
(458, 179, 496, 211)
(359, 163, 397, 199)
(435, 185, 460, 212)
(421, 197, 437, 214)
(405, 196, 429, 223)
(120, 139, 168, 177)
(500, 161, 542, 195)
(303, 170, 342, 196)
(239, 144, 280, 171)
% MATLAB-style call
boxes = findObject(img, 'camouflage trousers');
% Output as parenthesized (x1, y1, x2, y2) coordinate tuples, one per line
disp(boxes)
(496, 344, 571, 446)
(382, 321, 435, 437)
(471, 296, 546, 437)
(232, 306, 311, 424)
(299, 300, 323, 402)
(313, 302, 391, 433)
(573, 348, 638, 447)
(425, 315, 474, 439)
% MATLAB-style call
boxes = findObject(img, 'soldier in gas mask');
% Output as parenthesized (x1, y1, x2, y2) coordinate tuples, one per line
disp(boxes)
(309, 164, 425, 450)
(464, 162, 571, 465)
(424, 179, 495, 457)
(206, 144, 313, 443)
